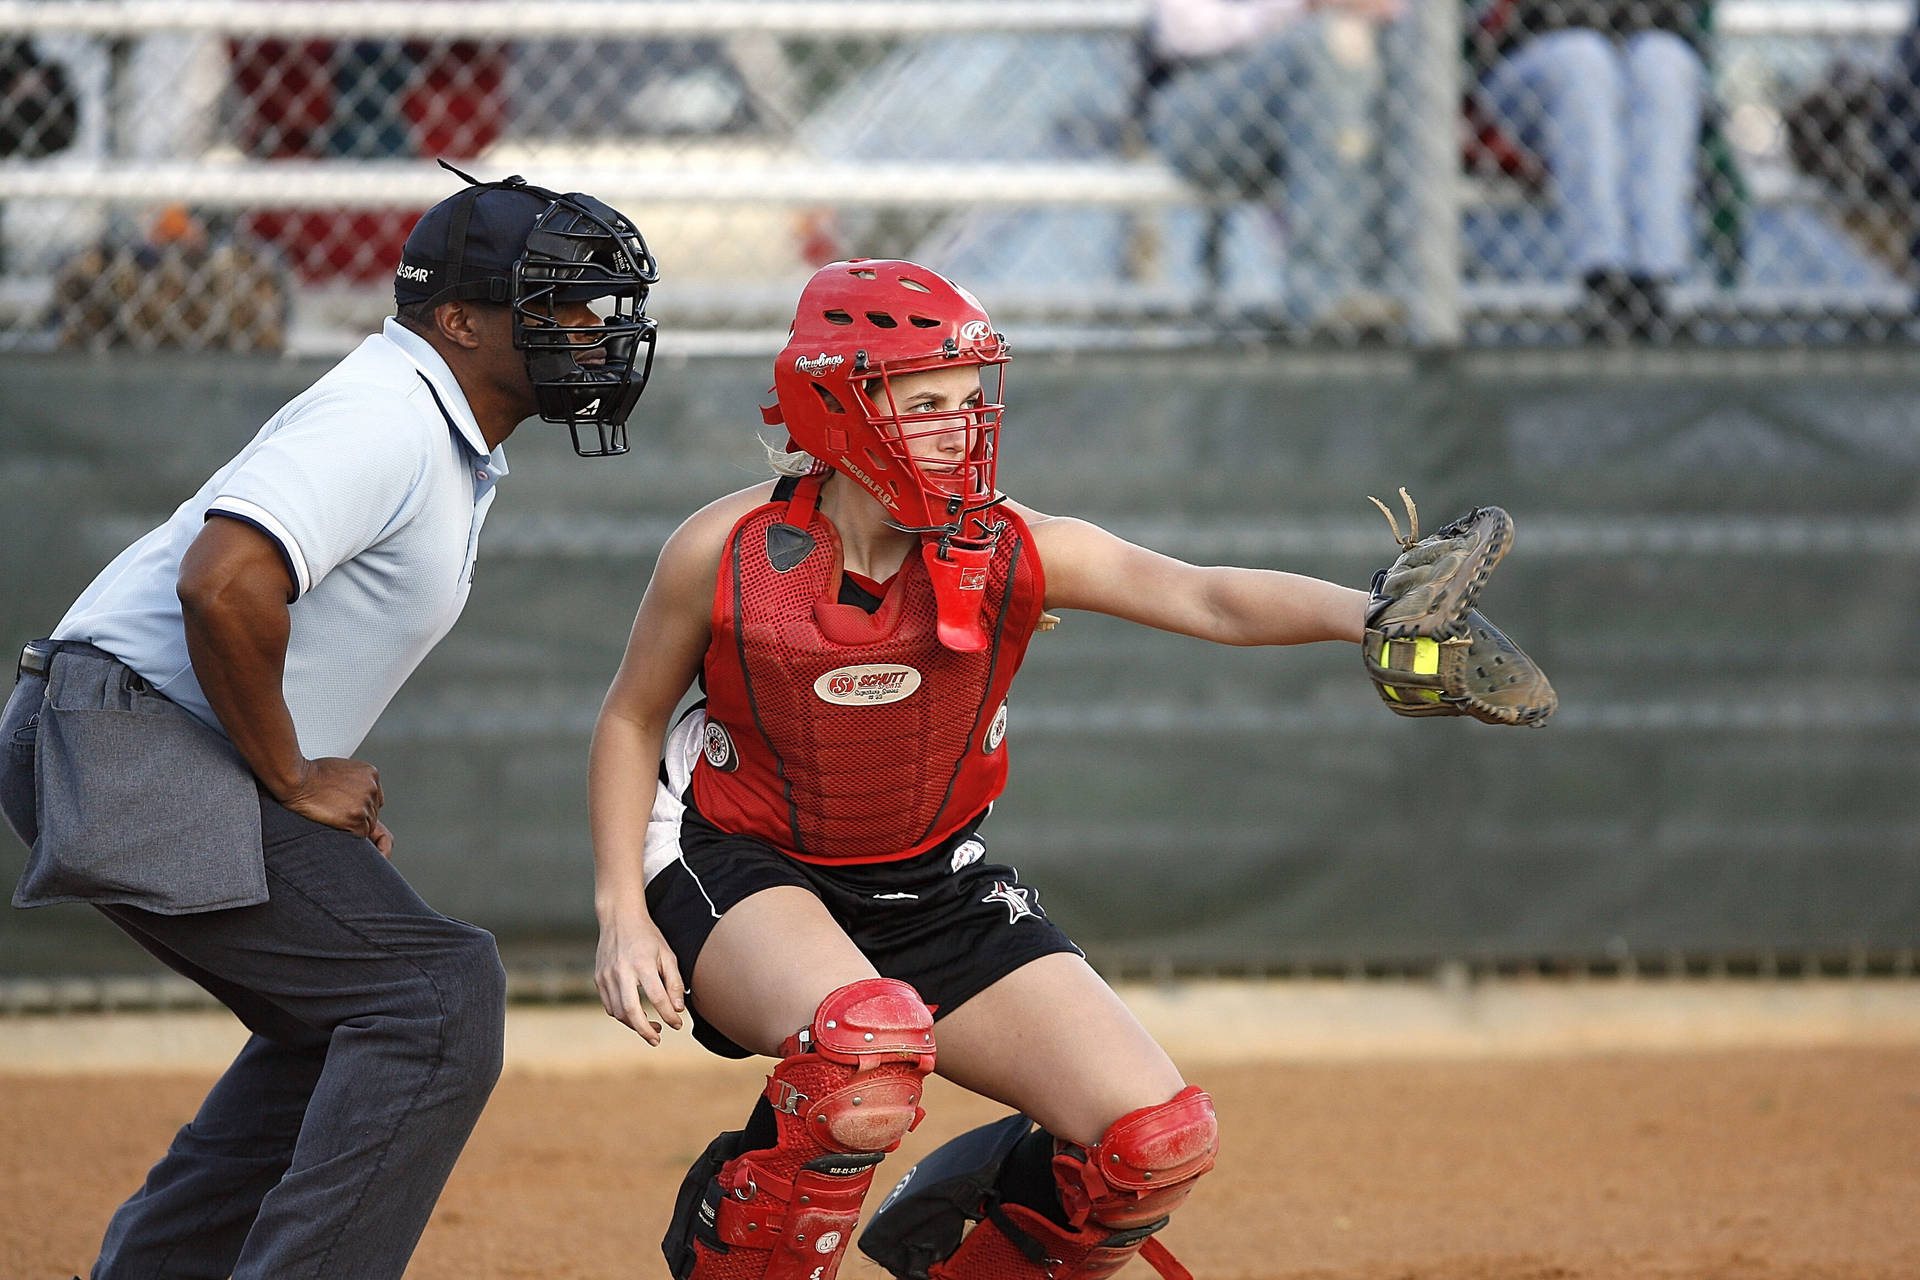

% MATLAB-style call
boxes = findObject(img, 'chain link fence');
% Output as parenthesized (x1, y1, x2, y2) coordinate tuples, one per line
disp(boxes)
(0, 0, 1914, 353)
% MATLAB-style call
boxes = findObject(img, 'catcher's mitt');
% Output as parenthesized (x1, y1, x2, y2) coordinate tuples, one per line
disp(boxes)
(1364, 488, 1510, 639)
(1366, 610, 1558, 726)
(1362, 489, 1557, 727)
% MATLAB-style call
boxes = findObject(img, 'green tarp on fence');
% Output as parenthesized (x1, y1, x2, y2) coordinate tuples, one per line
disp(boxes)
(3, 347, 1916, 975)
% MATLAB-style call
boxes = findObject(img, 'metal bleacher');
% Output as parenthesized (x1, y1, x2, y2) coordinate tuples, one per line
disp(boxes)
(0, 0, 1912, 349)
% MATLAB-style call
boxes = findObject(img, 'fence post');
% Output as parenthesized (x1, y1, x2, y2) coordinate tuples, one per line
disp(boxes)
(1404, 0, 1463, 346)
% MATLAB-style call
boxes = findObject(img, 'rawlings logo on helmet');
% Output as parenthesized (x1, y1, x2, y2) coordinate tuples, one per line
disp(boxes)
(958, 319, 1006, 357)
(795, 352, 844, 377)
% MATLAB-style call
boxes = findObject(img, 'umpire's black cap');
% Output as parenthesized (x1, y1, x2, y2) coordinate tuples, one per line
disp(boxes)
(394, 164, 554, 308)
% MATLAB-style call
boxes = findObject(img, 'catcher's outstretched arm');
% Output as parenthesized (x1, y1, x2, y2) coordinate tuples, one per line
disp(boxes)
(1010, 504, 1366, 647)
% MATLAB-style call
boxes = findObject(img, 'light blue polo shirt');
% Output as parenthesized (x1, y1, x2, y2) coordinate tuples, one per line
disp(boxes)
(55, 319, 507, 760)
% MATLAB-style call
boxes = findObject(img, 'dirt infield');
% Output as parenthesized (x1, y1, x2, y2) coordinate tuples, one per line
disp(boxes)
(6, 1034, 1920, 1279)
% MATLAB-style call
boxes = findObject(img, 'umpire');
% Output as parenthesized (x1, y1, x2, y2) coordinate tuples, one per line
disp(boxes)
(0, 169, 659, 1279)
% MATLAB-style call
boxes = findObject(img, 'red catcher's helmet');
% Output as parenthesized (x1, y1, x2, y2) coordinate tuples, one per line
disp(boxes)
(768, 259, 1013, 651)
(771, 259, 1009, 538)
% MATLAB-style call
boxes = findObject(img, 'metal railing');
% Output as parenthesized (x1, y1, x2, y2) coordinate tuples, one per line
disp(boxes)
(0, 0, 1912, 351)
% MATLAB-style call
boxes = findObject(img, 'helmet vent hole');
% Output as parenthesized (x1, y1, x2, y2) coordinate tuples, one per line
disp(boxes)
(850, 269, 877, 279)
(864, 448, 892, 473)
(865, 312, 898, 329)
(812, 384, 846, 415)
(898, 277, 932, 293)
(823, 309, 854, 326)
(908, 315, 940, 328)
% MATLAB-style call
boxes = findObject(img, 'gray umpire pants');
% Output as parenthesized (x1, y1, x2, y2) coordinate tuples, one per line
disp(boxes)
(2, 658, 508, 1280)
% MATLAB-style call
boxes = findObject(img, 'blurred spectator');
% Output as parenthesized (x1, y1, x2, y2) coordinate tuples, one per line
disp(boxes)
(1877, 20, 1920, 284)
(1146, 0, 1407, 334)
(1785, 11, 1920, 292)
(51, 206, 288, 352)
(0, 38, 79, 159)
(1468, 0, 1709, 339)
(232, 40, 506, 284)
(0, 33, 108, 276)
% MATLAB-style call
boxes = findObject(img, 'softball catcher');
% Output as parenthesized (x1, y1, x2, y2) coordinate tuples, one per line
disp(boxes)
(587, 259, 1551, 1280)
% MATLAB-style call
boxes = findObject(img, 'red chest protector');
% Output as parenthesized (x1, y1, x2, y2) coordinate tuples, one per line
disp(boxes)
(694, 473, 1045, 864)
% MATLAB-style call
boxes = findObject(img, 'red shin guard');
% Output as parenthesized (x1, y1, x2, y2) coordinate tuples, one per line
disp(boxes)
(931, 1202, 1191, 1280)
(678, 978, 936, 1280)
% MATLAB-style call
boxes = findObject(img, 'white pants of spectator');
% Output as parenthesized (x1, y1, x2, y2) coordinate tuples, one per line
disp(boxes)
(1481, 28, 1705, 280)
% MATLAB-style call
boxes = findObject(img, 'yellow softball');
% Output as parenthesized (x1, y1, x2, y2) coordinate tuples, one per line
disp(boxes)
(1380, 635, 1443, 703)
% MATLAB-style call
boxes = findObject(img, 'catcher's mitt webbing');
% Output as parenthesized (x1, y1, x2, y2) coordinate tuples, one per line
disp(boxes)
(1365, 608, 1557, 726)
(1364, 488, 1511, 640)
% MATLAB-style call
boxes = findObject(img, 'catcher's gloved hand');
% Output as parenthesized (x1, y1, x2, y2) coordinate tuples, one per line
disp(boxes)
(1362, 489, 1557, 727)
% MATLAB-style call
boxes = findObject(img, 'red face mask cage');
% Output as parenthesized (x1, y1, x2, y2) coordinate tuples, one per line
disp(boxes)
(772, 262, 1013, 544)
(853, 350, 1008, 547)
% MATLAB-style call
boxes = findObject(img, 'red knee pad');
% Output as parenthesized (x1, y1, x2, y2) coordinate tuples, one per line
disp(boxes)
(1054, 1086, 1218, 1230)
(688, 979, 936, 1279)
(771, 974, 938, 1154)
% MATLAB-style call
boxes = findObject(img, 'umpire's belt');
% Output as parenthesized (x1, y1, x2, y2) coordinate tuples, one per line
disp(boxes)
(17, 641, 53, 679)
(17, 639, 125, 684)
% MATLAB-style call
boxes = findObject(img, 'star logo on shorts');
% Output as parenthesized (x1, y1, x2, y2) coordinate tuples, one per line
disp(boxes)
(982, 881, 1037, 925)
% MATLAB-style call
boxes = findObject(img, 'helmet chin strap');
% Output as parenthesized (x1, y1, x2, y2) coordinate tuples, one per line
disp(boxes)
(880, 492, 1008, 539)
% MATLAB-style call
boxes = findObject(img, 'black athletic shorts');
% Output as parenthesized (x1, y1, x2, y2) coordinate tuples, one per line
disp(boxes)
(646, 796, 1084, 1059)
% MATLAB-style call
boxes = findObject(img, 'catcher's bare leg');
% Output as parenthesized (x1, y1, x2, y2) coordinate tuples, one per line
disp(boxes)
(862, 953, 1216, 1279)
(687, 885, 879, 1056)
(664, 887, 937, 1280)
(932, 952, 1184, 1144)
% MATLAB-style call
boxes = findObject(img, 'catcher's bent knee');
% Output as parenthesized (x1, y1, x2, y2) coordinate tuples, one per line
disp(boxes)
(782, 976, 937, 1153)
(1055, 1085, 1218, 1230)
(663, 978, 936, 1280)
(859, 1087, 1218, 1280)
